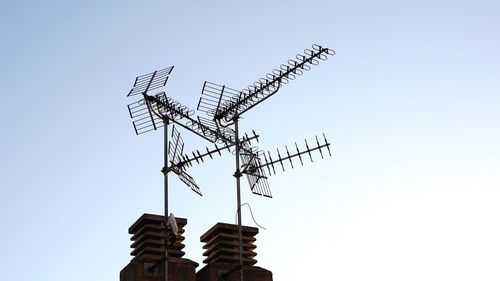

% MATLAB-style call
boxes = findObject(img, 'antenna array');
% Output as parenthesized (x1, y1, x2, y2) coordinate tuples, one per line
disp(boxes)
(125, 44, 335, 281)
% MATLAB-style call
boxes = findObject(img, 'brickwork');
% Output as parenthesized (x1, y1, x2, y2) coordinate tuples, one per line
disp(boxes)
(120, 214, 198, 281)
(120, 215, 272, 281)
(197, 223, 272, 281)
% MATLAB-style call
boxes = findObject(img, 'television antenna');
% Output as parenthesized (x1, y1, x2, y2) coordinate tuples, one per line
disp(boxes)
(125, 44, 335, 281)
(126, 66, 206, 281)
(196, 44, 335, 279)
(126, 68, 264, 281)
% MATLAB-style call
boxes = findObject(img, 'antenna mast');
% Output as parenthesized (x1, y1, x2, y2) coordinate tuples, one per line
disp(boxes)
(126, 67, 206, 281)
(197, 44, 335, 280)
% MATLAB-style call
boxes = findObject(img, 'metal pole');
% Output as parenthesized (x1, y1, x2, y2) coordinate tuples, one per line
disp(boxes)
(234, 118, 244, 281)
(163, 119, 169, 281)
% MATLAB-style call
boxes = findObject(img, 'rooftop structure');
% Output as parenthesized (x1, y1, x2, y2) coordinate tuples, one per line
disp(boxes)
(120, 214, 272, 281)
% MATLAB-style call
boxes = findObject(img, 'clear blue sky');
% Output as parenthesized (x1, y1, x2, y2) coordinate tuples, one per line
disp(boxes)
(1, 1, 499, 280)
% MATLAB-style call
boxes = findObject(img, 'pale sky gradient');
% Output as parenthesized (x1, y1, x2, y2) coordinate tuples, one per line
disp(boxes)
(0, 1, 499, 281)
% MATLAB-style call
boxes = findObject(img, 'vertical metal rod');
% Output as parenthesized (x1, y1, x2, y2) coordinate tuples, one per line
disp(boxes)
(163, 119, 169, 281)
(234, 118, 244, 281)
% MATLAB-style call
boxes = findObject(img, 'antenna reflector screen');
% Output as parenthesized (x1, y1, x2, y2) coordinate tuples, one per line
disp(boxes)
(127, 66, 174, 97)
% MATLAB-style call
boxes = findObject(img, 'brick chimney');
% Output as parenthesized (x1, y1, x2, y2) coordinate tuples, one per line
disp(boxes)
(120, 213, 198, 281)
(196, 223, 273, 281)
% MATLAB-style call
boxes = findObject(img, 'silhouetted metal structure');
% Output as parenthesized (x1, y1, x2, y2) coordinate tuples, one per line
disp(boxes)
(126, 67, 259, 281)
(126, 67, 206, 281)
(196, 44, 335, 280)
(125, 44, 335, 281)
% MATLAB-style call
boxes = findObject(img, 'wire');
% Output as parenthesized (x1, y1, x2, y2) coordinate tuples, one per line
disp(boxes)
(235, 203, 267, 230)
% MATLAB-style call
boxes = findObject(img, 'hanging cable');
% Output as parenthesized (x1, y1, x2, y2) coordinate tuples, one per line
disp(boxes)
(235, 203, 267, 230)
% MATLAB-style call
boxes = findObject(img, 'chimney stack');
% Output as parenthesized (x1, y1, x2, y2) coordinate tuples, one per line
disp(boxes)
(120, 214, 198, 281)
(196, 223, 273, 281)
(120, 215, 273, 281)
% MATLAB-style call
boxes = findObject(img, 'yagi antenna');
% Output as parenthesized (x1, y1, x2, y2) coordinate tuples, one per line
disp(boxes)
(125, 66, 179, 281)
(197, 44, 335, 125)
(259, 134, 332, 175)
(193, 44, 335, 280)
